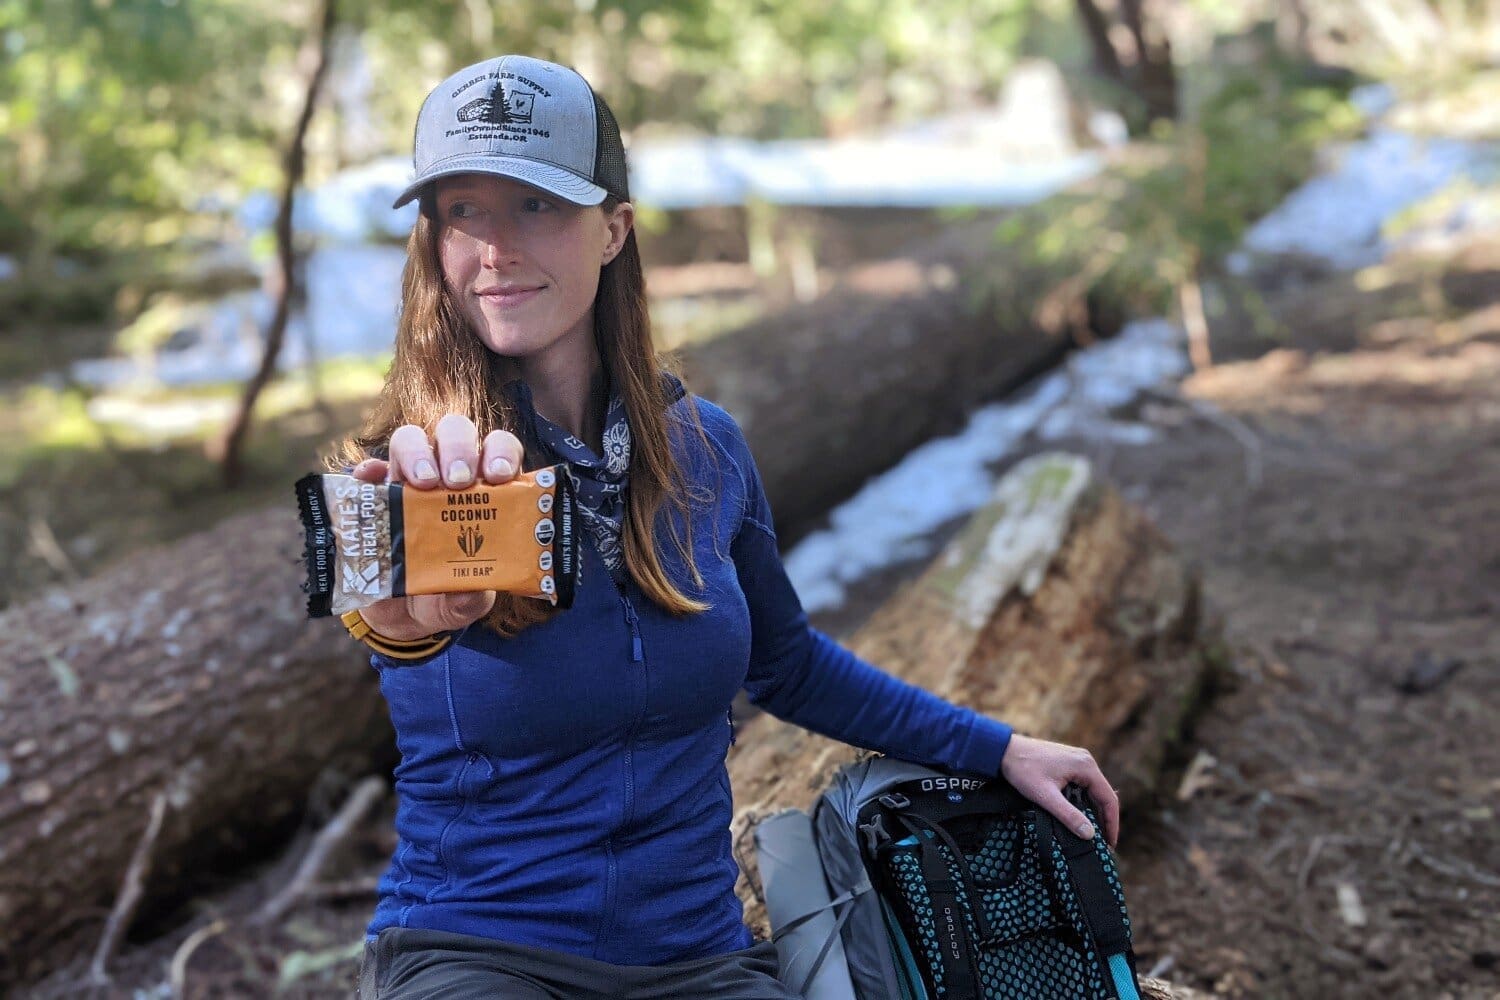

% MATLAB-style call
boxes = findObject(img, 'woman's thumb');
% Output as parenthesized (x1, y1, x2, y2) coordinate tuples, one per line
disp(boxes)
(350, 458, 388, 483)
(440, 590, 496, 628)
(1034, 783, 1095, 841)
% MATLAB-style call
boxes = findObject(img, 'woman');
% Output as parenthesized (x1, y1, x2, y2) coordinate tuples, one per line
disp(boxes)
(336, 54, 1120, 999)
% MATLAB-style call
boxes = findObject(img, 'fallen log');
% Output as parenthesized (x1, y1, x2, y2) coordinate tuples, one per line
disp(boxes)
(679, 214, 1118, 536)
(727, 452, 1217, 998)
(0, 506, 388, 986)
(1200, 235, 1500, 366)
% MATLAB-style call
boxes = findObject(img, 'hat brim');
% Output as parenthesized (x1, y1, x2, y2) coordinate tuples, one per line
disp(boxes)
(392, 155, 611, 210)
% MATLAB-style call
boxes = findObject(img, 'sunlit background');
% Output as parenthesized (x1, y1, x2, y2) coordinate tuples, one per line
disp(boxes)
(2, 0, 1498, 996)
(3, 0, 1496, 607)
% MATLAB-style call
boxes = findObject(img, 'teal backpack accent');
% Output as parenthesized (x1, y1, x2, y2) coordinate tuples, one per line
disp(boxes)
(756, 757, 1144, 1000)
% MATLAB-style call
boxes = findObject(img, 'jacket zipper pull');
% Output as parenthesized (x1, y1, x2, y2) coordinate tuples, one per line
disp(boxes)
(622, 596, 643, 662)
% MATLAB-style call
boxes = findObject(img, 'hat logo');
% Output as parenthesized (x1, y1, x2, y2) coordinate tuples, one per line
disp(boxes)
(456, 85, 534, 126)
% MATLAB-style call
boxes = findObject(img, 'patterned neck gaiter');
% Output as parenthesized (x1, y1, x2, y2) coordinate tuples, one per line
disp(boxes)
(504, 373, 684, 586)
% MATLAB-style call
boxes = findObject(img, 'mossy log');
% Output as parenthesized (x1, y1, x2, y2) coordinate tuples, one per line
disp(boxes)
(728, 453, 1216, 999)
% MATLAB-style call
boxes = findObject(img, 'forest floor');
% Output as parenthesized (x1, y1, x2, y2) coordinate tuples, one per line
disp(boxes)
(1046, 238, 1500, 999)
(18, 236, 1500, 999)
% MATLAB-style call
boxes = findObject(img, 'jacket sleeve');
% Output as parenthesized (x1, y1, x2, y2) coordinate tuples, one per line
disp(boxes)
(726, 421, 1013, 778)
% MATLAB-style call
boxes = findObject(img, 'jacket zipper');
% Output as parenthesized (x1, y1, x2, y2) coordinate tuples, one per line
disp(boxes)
(621, 594, 643, 662)
(617, 592, 647, 828)
(617, 594, 646, 822)
(601, 590, 648, 955)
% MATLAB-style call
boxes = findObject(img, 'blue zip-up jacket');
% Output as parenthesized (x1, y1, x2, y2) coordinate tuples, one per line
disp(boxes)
(365, 392, 1014, 964)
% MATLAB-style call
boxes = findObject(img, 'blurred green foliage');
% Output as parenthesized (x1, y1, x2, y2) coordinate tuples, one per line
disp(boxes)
(5, 0, 1474, 340)
(994, 55, 1363, 319)
(0, 0, 1083, 313)
(0, 1, 290, 255)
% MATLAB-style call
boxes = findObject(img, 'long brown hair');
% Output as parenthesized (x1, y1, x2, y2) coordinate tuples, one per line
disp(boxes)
(329, 188, 710, 635)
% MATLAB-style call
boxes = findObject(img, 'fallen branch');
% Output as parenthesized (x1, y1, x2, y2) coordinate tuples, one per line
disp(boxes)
(90, 788, 170, 985)
(26, 512, 80, 581)
(168, 917, 227, 1000)
(253, 776, 386, 925)
(1141, 385, 1263, 487)
(300, 875, 381, 906)
(1296, 833, 1373, 893)
(1405, 841, 1500, 889)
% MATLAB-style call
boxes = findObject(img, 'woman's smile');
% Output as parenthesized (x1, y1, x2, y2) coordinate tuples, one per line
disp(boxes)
(477, 284, 546, 309)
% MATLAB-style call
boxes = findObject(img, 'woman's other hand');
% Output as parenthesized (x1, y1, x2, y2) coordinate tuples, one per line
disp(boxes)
(346, 414, 525, 640)
(1001, 733, 1121, 849)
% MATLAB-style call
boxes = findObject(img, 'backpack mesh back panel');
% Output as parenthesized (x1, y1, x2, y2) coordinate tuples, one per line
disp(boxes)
(858, 776, 1141, 1000)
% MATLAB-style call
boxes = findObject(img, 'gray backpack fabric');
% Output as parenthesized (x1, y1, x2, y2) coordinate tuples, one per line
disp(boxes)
(811, 758, 940, 998)
(755, 809, 859, 999)
(755, 758, 938, 1000)
(756, 756, 1142, 1000)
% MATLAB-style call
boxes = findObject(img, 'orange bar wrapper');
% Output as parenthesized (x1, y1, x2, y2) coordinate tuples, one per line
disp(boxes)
(295, 466, 578, 617)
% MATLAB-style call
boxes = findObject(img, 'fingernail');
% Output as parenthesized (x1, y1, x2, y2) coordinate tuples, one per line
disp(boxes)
(414, 459, 438, 482)
(448, 459, 472, 485)
(1076, 821, 1095, 839)
(487, 457, 513, 479)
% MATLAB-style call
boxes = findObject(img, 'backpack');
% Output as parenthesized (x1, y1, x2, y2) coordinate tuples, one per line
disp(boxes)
(754, 756, 1142, 1000)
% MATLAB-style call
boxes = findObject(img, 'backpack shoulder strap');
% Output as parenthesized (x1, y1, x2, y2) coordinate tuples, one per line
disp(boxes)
(1036, 812, 1141, 1000)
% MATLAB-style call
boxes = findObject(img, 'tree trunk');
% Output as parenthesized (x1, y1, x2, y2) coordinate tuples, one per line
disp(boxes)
(1276, 0, 1314, 59)
(1071, 0, 1178, 135)
(214, 0, 337, 488)
(1120, 0, 1178, 124)
(1075, 0, 1126, 82)
(0, 506, 392, 986)
(1181, 265, 1213, 371)
(727, 454, 1217, 1000)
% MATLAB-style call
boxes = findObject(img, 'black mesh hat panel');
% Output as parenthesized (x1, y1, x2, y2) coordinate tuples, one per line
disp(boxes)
(591, 89, 630, 201)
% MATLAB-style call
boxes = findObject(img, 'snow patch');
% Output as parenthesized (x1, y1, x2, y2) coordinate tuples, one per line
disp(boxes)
(785, 319, 1188, 614)
(71, 244, 405, 393)
(1241, 128, 1492, 268)
(628, 139, 1102, 209)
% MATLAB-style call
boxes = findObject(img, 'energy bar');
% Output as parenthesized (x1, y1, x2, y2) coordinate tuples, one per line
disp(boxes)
(295, 466, 578, 617)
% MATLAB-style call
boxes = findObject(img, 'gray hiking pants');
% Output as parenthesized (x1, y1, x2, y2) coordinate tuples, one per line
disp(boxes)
(357, 927, 802, 999)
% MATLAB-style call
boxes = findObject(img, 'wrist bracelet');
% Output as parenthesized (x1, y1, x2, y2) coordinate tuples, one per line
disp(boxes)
(340, 609, 455, 661)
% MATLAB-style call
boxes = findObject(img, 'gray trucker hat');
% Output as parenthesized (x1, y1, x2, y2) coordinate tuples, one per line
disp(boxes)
(392, 55, 630, 210)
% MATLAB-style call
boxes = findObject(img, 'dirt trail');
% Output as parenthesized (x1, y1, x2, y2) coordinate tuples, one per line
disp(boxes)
(1052, 246, 1500, 998)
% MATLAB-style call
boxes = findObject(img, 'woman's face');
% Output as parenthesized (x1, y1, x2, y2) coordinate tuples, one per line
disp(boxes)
(434, 174, 632, 363)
